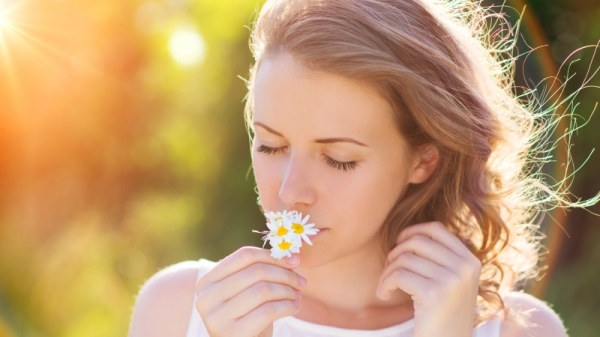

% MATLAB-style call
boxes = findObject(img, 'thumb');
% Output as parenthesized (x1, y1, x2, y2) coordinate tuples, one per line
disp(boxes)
(257, 323, 273, 337)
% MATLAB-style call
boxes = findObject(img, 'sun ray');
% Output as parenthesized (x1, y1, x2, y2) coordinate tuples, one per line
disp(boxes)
(0, 29, 24, 114)
(9, 20, 74, 38)
(9, 25, 74, 63)
(0, 0, 75, 114)
(0, 0, 25, 23)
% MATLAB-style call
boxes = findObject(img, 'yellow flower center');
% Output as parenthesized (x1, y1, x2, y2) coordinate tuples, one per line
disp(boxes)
(277, 226, 288, 237)
(278, 240, 292, 250)
(292, 223, 304, 234)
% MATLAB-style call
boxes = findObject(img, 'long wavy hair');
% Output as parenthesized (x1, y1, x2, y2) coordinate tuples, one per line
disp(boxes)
(243, 0, 599, 325)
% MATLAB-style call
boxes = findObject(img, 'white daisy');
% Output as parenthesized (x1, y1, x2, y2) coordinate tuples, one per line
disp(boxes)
(253, 209, 320, 259)
(264, 210, 295, 245)
(270, 239, 300, 259)
(289, 212, 319, 246)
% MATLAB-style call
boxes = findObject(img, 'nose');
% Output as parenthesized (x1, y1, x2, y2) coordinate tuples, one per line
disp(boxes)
(278, 153, 317, 208)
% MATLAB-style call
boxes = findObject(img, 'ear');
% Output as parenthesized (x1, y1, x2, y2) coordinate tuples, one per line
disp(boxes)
(408, 144, 439, 184)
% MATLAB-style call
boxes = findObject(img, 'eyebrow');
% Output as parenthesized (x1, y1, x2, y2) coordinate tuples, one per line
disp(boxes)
(253, 122, 368, 147)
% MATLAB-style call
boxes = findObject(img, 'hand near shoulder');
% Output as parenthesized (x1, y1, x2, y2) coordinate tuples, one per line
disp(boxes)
(376, 221, 568, 337)
(377, 221, 481, 337)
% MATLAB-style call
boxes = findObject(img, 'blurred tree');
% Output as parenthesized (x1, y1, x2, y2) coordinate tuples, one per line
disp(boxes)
(522, 1, 600, 336)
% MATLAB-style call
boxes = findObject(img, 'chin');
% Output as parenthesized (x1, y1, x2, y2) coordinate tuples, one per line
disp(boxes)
(296, 245, 334, 269)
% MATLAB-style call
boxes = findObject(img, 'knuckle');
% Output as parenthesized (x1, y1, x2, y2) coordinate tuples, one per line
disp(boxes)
(275, 300, 298, 315)
(261, 302, 276, 318)
(459, 260, 481, 280)
(398, 253, 413, 264)
(412, 234, 427, 245)
(446, 272, 462, 288)
(392, 269, 404, 280)
(194, 284, 213, 312)
(432, 221, 444, 229)
(238, 246, 257, 264)
(254, 281, 272, 298)
(195, 273, 212, 294)
(194, 297, 206, 315)
(194, 278, 204, 294)
(286, 270, 299, 286)
(248, 264, 267, 280)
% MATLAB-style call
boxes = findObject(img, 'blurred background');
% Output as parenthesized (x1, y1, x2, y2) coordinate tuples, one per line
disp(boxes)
(0, 0, 598, 336)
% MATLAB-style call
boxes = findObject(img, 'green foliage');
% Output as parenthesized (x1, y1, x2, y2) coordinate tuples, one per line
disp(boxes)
(0, 0, 265, 335)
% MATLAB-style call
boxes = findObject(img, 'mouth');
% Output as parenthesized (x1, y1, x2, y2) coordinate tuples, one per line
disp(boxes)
(311, 228, 329, 239)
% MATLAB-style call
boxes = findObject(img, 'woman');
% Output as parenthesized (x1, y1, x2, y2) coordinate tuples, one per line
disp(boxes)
(129, 0, 595, 336)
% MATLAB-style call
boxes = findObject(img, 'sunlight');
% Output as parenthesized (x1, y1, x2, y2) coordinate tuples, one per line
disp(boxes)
(0, 7, 8, 30)
(0, 0, 15, 30)
(0, 0, 76, 114)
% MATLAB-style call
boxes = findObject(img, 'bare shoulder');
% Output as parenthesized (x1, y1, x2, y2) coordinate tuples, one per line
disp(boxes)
(499, 291, 568, 337)
(128, 260, 204, 337)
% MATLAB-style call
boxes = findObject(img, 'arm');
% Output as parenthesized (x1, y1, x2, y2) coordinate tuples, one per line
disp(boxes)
(499, 292, 568, 337)
(128, 261, 200, 337)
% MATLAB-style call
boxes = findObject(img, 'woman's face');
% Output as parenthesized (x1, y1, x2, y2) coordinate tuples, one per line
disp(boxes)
(251, 54, 420, 267)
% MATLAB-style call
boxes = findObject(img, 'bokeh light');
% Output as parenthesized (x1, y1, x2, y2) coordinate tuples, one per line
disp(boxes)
(168, 27, 205, 66)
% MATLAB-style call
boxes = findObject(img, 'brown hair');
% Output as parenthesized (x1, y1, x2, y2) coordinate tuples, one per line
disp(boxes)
(243, 0, 598, 325)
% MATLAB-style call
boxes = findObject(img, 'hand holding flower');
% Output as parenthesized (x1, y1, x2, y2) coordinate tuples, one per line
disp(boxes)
(194, 247, 306, 337)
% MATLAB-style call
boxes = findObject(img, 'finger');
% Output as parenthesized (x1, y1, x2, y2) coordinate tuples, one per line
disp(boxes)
(196, 246, 300, 293)
(235, 299, 300, 335)
(216, 281, 300, 319)
(196, 263, 306, 313)
(387, 234, 462, 270)
(378, 252, 447, 292)
(395, 221, 472, 258)
(377, 268, 430, 300)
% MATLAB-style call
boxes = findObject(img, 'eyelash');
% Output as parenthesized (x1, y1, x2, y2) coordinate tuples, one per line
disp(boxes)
(256, 145, 359, 172)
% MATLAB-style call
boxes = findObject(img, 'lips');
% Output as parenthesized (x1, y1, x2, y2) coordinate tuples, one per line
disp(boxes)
(311, 228, 329, 239)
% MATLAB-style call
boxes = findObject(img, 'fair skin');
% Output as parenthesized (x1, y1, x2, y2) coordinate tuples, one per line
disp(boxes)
(128, 54, 568, 337)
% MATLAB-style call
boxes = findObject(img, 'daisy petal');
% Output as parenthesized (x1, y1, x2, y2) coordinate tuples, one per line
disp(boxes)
(301, 234, 313, 246)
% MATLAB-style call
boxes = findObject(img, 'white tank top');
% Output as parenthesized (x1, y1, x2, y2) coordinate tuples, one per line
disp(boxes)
(185, 259, 501, 337)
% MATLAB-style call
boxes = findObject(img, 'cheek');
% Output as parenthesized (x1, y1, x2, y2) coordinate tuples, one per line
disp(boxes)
(339, 165, 406, 233)
(252, 154, 282, 205)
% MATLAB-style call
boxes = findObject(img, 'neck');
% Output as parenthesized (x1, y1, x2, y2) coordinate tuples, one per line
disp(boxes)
(293, 237, 413, 325)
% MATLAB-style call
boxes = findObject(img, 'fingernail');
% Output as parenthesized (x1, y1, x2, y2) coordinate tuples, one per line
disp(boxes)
(295, 290, 302, 299)
(286, 255, 300, 265)
(293, 300, 301, 308)
(298, 276, 307, 288)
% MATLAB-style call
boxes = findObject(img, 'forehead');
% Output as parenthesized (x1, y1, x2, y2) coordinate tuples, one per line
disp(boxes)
(252, 54, 401, 144)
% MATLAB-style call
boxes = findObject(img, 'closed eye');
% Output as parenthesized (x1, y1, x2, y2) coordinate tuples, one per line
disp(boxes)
(256, 145, 359, 172)
(256, 144, 285, 155)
